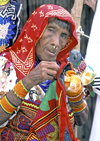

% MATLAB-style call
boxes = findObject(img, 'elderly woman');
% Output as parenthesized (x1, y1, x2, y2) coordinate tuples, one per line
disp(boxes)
(0, 4, 88, 141)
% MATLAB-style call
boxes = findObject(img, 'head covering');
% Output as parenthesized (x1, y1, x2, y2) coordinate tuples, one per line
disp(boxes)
(3, 4, 78, 80)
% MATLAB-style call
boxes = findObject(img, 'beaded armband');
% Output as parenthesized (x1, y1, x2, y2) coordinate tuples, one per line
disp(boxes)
(68, 91, 83, 103)
(0, 95, 17, 114)
(68, 91, 86, 113)
(71, 101, 86, 113)
(13, 80, 30, 100)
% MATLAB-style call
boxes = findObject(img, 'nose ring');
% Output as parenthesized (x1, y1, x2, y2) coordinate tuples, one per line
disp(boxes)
(53, 45, 57, 49)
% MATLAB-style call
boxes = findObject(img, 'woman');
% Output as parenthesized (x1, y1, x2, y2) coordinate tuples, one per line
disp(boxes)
(0, 4, 88, 141)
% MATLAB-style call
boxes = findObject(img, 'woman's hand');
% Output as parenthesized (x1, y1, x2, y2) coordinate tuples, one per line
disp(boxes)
(22, 61, 60, 90)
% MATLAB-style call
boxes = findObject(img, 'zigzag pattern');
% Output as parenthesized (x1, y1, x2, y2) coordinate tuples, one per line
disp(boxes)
(22, 101, 39, 110)
(10, 48, 34, 76)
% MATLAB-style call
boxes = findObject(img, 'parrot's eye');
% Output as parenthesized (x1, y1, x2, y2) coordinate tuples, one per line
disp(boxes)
(73, 55, 77, 60)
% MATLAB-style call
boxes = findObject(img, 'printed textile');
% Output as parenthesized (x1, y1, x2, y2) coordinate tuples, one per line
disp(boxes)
(0, 0, 22, 52)
(0, 55, 17, 98)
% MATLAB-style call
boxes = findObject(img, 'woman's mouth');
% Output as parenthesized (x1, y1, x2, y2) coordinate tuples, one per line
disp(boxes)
(46, 50, 56, 56)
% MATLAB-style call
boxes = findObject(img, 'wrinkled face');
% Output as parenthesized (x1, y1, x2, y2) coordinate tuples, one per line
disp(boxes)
(35, 18, 70, 61)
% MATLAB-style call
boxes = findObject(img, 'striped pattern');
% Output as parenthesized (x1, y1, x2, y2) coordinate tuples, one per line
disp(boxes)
(93, 77, 100, 90)
(32, 108, 58, 131)
(0, 95, 16, 114)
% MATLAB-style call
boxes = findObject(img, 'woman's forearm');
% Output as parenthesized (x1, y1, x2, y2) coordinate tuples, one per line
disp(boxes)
(74, 103, 89, 126)
(0, 90, 22, 125)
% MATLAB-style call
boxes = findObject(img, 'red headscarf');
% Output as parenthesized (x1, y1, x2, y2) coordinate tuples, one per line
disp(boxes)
(4, 4, 78, 80)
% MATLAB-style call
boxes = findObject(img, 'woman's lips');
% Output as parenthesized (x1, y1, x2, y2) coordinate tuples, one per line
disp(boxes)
(46, 50, 56, 56)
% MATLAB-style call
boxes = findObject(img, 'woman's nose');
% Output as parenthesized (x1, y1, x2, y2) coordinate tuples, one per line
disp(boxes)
(52, 34, 60, 47)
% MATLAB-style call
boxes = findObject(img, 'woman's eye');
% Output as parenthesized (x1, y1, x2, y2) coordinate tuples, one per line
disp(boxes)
(61, 34, 68, 39)
(48, 28, 54, 32)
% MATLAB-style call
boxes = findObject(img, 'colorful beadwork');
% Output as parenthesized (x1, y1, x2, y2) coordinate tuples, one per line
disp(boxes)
(13, 80, 30, 100)
(0, 95, 17, 114)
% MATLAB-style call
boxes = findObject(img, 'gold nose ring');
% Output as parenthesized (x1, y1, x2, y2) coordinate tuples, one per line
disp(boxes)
(53, 45, 57, 49)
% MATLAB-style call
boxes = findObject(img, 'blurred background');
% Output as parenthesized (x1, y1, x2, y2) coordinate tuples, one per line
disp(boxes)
(18, 0, 96, 140)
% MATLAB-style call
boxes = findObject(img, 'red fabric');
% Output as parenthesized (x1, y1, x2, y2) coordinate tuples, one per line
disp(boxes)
(56, 59, 77, 141)
(3, 4, 78, 80)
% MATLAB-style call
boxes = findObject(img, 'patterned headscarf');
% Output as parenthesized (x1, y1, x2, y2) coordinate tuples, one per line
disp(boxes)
(3, 4, 78, 80)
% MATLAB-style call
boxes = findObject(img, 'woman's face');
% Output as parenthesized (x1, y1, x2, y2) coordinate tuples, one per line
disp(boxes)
(35, 18, 70, 61)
